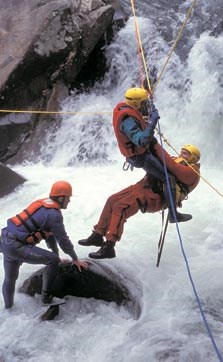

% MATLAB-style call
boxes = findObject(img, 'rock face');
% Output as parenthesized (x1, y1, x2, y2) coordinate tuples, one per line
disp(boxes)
(0, 162, 26, 197)
(0, 0, 127, 163)
(19, 261, 141, 318)
(0, 0, 115, 101)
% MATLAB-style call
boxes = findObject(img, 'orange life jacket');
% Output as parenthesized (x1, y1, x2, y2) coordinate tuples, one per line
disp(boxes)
(173, 157, 200, 204)
(112, 102, 147, 157)
(10, 198, 60, 244)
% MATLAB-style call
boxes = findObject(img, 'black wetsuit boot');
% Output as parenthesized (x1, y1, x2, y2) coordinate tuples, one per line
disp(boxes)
(164, 176, 192, 223)
(41, 291, 53, 304)
(89, 241, 116, 259)
(78, 231, 104, 247)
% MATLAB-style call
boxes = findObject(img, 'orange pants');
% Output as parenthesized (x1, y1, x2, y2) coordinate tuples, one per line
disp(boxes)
(94, 178, 163, 242)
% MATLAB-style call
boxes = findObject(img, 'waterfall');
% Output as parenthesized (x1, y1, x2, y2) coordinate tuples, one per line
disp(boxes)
(0, 2, 223, 361)
(33, 0, 223, 167)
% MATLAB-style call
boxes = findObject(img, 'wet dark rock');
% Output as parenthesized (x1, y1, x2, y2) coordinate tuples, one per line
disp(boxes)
(0, 162, 26, 197)
(0, 0, 128, 164)
(19, 261, 141, 318)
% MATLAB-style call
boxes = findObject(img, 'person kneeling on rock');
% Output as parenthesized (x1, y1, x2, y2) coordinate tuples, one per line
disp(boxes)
(78, 143, 200, 259)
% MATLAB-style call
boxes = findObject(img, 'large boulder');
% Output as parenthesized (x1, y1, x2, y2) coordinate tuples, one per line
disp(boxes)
(0, 0, 115, 102)
(0, 0, 127, 163)
(19, 261, 141, 318)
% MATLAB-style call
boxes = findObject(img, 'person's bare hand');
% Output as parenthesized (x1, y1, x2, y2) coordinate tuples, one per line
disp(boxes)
(72, 259, 89, 272)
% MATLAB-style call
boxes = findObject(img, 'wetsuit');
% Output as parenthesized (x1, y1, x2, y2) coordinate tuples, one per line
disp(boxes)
(1, 199, 77, 309)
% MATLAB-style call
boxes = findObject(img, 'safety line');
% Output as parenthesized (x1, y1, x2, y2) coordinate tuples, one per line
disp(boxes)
(130, 0, 152, 92)
(131, 0, 146, 87)
(130, 0, 196, 93)
(157, 120, 223, 362)
(0, 110, 111, 115)
(154, 0, 197, 90)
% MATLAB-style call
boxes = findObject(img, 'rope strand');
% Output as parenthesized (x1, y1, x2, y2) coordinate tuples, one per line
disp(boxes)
(154, 0, 197, 90)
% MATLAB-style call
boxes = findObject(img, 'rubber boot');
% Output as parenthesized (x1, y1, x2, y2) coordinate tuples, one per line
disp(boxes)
(41, 291, 65, 306)
(88, 241, 116, 259)
(41, 291, 53, 305)
(78, 231, 104, 247)
(164, 176, 192, 223)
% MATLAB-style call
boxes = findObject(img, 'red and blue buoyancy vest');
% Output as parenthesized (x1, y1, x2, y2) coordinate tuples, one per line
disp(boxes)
(112, 102, 148, 158)
(10, 198, 60, 244)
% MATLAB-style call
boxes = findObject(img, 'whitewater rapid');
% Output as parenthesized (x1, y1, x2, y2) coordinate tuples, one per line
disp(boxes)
(0, 1, 223, 361)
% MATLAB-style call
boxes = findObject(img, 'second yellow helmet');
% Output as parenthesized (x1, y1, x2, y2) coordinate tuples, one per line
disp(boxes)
(182, 144, 201, 163)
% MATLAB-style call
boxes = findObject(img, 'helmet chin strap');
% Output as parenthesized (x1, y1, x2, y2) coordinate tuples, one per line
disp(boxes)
(57, 196, 65, 208)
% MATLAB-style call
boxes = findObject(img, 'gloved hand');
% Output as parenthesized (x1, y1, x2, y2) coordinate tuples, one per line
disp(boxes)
(149, 136, 158, 154)
(149, 105, 160, 129)
(150, 103, 157, 112)
(150, 136, 158, 147)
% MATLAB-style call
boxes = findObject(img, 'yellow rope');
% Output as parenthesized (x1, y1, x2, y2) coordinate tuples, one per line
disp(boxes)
(130, 0, 196, 92)
(130, 0, 152, 93)
(154, 0, 197, 90)
(0, 109, 111, 115)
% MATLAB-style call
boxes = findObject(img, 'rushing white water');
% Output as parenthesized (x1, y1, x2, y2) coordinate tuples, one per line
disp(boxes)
(0, 3, 223, 362)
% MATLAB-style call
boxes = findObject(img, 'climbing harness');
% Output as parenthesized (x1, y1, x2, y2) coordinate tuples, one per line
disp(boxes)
(122, 161, 134, 171)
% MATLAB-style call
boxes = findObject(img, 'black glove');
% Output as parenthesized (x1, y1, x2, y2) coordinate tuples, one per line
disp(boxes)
(149, 136, 158, 154)
(150, 136, 158, 147)
(149, 105, 160, 129)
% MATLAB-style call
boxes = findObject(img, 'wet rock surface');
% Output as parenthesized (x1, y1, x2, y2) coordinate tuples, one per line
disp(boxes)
(19, 261, 141, 318)
(0, 162, 26, 197)
(0, 0, 127, 163)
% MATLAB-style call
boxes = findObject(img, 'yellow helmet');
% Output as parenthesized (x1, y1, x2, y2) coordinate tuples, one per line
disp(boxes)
(181, 144, 201, 163)
(124, 87, 148, 109)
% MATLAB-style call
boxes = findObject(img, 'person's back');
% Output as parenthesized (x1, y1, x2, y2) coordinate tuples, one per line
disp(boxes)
(7, 198, 60, 244)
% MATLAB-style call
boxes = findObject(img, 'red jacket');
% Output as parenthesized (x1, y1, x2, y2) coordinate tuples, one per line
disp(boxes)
(112, 102, 147, 157)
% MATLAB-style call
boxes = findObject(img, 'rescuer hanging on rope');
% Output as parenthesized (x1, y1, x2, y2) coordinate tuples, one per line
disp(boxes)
(112, 86, 197, 224)
(78, 144, 200, 259)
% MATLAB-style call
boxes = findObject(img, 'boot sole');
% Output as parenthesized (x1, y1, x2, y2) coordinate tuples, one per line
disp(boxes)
(78, 239, 103, 247)
(88, 253, 116, 259)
